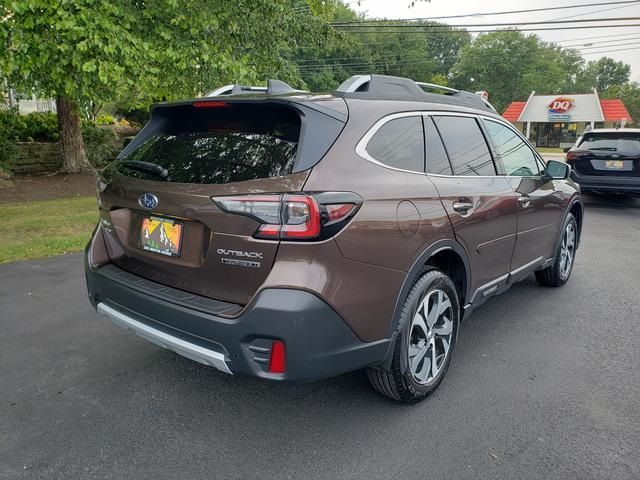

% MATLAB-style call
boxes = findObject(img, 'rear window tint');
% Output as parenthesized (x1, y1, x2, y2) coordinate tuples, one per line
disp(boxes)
(579, 132, 640, 156)
(366, 116, 425, 172)
(118, 104, 300, 184)
(432, 116, 496, 176)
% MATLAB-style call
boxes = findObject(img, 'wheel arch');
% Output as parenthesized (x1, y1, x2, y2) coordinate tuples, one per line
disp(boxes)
(388, 239, 471, 337)
(378, 239, 470, 371)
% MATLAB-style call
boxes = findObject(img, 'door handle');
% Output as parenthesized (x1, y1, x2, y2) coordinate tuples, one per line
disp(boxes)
(518, 195, 532, 208)
(452, 200, 474, 213)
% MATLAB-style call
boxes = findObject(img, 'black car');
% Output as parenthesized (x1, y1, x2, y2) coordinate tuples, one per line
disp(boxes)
(566, 128, 640, 194)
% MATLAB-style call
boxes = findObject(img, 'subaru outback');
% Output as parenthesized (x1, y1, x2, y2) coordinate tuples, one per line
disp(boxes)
(566, 128, 640, 195)
(85, 75, 583, 403)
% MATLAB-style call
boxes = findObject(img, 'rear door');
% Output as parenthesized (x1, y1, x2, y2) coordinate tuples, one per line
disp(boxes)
(482, 119, 565, 270)
(97, 99, 346, 305)
(426, 114, 518, 300)
(570, 131, 640, 178)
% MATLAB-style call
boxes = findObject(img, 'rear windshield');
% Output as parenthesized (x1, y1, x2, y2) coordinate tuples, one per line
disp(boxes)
(579, 132, 640, 156)
(118, 104, 301, 184)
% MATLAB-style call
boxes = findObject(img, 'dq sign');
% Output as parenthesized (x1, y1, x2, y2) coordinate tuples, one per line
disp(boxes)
(548, 97, 574, 114)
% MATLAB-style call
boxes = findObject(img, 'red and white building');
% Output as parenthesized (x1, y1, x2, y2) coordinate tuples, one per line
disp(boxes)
(503, 90, 632, 149)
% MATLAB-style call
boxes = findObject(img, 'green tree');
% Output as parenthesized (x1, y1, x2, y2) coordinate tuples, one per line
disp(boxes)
(577, 57, 631, 92)
(0, 0, 331, 172)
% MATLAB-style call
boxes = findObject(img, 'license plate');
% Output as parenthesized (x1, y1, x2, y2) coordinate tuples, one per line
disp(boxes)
(140, 216, 183, 257)
(604, 160, 624, 169)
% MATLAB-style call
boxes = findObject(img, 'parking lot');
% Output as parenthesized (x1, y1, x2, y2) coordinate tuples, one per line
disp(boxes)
(1, 194, 639, 480)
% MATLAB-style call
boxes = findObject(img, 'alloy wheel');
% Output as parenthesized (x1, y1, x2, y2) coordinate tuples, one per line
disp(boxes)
(408, 289, 454, 385)
(559, 222, 576, 280)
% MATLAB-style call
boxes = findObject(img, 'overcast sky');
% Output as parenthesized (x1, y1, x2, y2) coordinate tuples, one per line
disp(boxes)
(345, 0, 640, 83)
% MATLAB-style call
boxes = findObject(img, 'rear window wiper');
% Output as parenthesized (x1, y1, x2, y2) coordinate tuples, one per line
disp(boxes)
(120, 160, 171, 181)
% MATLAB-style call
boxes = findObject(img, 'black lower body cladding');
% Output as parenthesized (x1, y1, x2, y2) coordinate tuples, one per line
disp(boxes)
(85, 253, 389, 383)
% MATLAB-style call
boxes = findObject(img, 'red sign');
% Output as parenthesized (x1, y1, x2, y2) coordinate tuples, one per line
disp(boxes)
(548, 97, 574, 114)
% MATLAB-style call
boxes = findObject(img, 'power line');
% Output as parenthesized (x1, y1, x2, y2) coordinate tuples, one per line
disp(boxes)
(333, 17, 640, 29)
(292, 38, 640, 69)
(549, 2, 640, 21)
(580, 45, 640, 54)
(332, 1, 640, 25)
(341, 24, 640, 34)
(560, 35, 640, 47)
(579, 40, 640, 49)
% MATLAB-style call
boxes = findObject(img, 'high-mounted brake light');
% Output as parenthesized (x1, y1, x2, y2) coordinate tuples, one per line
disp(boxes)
(192, 101, 230, 108)
(212, 193, 359, 241)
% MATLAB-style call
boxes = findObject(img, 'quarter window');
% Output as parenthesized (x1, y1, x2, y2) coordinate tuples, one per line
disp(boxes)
(432, 116, 496, 176)
(484, 120, 541, 176)
(366, 116, 425, 172)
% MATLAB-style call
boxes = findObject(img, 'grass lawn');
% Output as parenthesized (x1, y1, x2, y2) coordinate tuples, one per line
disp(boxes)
(0, 196, 97, 263)
(536, 147, 565, 154)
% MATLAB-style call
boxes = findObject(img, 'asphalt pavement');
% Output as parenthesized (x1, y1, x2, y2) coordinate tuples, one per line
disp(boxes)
(2, 195, 639, 480)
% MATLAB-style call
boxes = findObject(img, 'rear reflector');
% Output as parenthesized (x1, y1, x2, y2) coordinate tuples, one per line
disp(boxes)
(268, 340, 286, 374)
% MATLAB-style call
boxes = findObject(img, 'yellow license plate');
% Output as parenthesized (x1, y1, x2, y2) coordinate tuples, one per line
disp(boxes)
(140, 216, 183, 257)
(604, 160, 624, 169)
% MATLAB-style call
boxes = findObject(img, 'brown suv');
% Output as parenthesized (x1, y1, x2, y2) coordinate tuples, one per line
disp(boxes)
(85, 75, 583, 403)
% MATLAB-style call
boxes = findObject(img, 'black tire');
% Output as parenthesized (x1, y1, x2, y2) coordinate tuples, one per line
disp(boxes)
(367, 268, 460, 404)
(535, 213, 578, 287)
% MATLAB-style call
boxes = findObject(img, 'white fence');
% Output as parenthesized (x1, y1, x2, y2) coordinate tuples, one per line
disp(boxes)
(0, 99, 57, 114)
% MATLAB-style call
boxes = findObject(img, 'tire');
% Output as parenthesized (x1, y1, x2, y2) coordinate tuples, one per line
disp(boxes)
(535, 213, 578, 287)
(367, 268, 460, 404)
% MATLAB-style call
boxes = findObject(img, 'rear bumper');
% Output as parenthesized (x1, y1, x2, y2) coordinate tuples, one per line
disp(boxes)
(571, 170, 640, 194)
(85, 250, 389, 384)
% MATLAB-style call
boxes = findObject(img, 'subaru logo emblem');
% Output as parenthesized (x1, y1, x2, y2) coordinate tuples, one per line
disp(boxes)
(138, 193, 158, 210)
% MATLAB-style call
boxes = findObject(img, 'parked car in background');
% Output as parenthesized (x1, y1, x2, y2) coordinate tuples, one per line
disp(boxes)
(566, 128, 640, 195)
(86, 75, 583, 403)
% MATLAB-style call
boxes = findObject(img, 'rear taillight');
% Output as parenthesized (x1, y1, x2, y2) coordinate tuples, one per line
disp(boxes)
(212, 193, 359, 241)
(566, 149, 588, 166)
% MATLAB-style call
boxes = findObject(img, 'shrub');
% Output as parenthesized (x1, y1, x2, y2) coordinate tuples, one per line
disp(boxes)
(82, 123, 120, 167)
(0, 108, 27, 141)
(96, 114, 116, 125)
(22, 112, 59, 142)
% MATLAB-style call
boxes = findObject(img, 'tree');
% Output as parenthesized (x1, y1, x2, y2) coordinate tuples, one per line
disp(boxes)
(0, 1, 331, 172)
(577, 57, 631, 92)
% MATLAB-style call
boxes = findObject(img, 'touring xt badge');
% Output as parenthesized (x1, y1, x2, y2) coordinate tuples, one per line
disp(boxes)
(217, 249, 263, 268)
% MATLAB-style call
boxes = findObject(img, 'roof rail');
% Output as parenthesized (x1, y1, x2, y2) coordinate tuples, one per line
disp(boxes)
(206, 80, 305, 97)
(415, 82, 459, 94)
(334, 74, 496, 113)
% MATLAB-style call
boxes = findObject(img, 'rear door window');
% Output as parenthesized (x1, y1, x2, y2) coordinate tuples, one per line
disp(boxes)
(579, 132, 640, 156)
(425, 116, 453, 175)
(365, 116, 425, 172)
(432, 116, 496, 176)
(118, 104, 301, 184)
(484, 120, 541, 176)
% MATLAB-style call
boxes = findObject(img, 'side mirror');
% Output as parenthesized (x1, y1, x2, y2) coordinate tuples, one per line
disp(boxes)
(544, 159, 570, 180)
(563, 147, 571, 153)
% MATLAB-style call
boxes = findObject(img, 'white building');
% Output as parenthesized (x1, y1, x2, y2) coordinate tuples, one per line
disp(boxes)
(503, 90, 632, 149)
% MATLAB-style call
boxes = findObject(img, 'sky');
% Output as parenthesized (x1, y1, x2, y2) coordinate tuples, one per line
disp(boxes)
(345, 0, 640, 83)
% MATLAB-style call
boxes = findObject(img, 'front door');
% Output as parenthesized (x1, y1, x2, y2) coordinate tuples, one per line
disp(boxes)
(482, 119, 564, 272)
